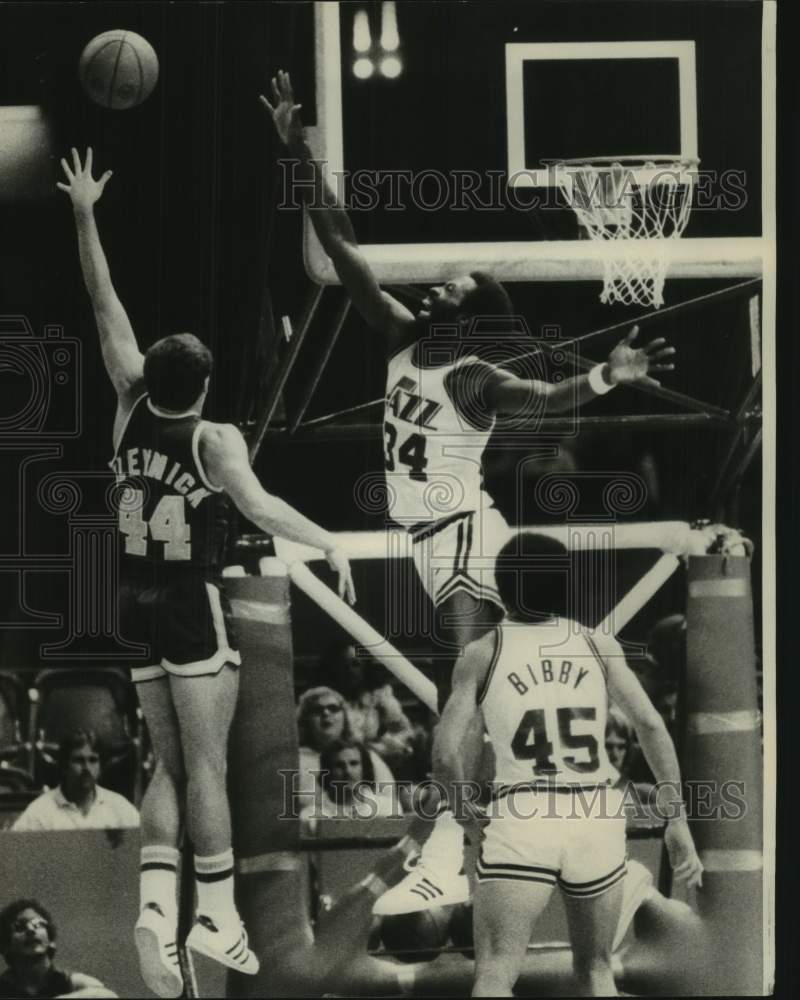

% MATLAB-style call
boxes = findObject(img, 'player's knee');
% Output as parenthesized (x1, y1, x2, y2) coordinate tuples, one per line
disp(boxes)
(477, 931, 521, 965)
(184, 746, 228, 786)
(474, 956, 516, 992)
(155, 754, 186, 786)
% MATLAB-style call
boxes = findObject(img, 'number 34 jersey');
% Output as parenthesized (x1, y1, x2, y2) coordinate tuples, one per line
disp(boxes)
(109, 395, 229, 577)
(479, 618, 619, 790)
(384, 344, 496, 525)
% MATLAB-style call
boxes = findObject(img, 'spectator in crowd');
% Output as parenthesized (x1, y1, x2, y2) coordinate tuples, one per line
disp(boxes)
(296, 688, 395, 810)
(302, 739, 399, 825)
(606, 706, 656, 814)
(0, 899, 117, 998)
(0, 679, 19, 753)
(12, 731, 139, 832)
(605, 706, 635, 778)
(320, 642, 415, 773)
(628, 648, 680, 737)
(648, 613, 687, 686)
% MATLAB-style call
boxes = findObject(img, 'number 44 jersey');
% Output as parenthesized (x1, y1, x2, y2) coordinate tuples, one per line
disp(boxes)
(479, 618, 620, 791)
(109, 395, 229, 577)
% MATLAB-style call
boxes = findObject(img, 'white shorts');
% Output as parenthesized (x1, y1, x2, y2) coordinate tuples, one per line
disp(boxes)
(410, 507, 510, 608)
(477, 786, 628, 898)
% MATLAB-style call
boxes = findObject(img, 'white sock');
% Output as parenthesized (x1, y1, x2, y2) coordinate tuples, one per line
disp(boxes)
(140, 845, 179, 924)
(195, 849, 237, 925)
(419, 809, 464, 871)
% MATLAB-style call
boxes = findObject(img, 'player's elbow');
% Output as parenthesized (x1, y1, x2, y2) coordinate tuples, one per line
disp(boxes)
(237, 494, 269, 531)
(91, 286, 122, 319)
(632, 709, 668, 740)
(313, 222, 355, 259)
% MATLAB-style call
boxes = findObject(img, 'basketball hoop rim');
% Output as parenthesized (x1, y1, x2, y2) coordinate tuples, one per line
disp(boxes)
(554, 155, 700, 187)
(555, 155, 700, 169)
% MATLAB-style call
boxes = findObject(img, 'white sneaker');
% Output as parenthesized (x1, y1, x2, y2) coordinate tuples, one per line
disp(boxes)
(373, 852, 470, 915)
(134, 904, 183, 999)
(186, 914, 259, 975)
(612, 859, 657, 952)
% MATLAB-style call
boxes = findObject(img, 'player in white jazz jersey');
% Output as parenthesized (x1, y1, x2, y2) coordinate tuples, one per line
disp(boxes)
(263, 70, 677, 911)
(433, 532, 703, 997)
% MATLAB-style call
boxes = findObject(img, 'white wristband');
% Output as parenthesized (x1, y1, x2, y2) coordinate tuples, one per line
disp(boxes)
(588, 363, 615, 395)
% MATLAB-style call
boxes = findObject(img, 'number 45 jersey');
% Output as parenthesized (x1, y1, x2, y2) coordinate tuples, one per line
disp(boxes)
(110, 395, 229, 578)
(384, 344, 496, 525)
(480, 618, 620, 791)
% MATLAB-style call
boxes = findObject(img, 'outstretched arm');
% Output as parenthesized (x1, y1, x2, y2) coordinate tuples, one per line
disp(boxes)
(200, 422, 356, 603)
(592, 629, 704, 889)
(58, 148, 144, 406)
(261, 71, 415, 353)
(479, 325, 676, 416)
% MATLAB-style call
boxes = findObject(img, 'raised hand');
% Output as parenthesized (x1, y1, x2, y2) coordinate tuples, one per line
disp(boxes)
(56, 147, 113, 213)
(606, 325, 676, 388)
(259, 69, 304, 147)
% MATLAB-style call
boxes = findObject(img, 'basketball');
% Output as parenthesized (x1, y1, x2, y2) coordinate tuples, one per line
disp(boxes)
(379, 906, 453, 963)
(78, 30, 159, 110)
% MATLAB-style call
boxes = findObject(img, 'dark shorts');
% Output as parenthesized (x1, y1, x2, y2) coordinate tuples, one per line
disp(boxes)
(119, 572, 241, 683)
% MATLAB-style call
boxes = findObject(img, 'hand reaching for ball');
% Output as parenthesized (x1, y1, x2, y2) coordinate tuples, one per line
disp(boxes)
(57, 147, 112, 212)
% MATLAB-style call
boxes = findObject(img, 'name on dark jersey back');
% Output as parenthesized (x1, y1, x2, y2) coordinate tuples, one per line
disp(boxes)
(110, 397, 228, 575)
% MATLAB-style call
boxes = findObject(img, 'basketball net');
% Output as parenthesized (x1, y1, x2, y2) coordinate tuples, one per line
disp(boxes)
(556, 157, 697, 309)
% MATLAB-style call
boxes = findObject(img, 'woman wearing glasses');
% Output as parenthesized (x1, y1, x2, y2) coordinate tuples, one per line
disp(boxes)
(295, 688, 396, 811)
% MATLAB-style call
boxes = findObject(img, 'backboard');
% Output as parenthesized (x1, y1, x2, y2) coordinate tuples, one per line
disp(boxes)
(304, 1, 768, 285)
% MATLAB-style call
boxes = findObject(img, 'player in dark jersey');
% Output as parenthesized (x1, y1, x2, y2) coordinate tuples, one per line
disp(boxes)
(58, 148, 355, 998)
(263, 71, 677, 914)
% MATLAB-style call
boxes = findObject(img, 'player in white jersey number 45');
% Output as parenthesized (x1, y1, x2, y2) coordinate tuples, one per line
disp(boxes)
(433, 531, 702, 997)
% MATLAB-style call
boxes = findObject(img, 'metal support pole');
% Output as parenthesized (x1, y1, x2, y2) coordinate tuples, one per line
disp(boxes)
(278, 556, 439, 713)
(713, 427, 762, 515)
(598, 554, 681, 635)
(298, 398, 384, 429)
(177, 843, 199, 998)
(279, 412, 735, 443)
(290, 295, 351, 432)
(556, 278, 762, 351)
(249, 285, 324, 462)
(726, 427, 762, 493)
(709, 372, 763, 509)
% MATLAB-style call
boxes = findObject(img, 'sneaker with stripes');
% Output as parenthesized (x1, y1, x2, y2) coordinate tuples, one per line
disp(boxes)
(186, 914, 259, 975)
(372, 853, 470, 915)
(134, 903, 183, 999)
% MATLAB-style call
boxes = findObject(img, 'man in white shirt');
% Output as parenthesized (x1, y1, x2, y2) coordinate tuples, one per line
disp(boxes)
(12, 731, 139, 832)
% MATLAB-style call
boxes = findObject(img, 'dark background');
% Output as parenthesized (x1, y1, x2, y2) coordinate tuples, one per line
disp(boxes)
(340, 0, 761, 243)
(0, 2, 762, 667)
(0, 1, 789, 991)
